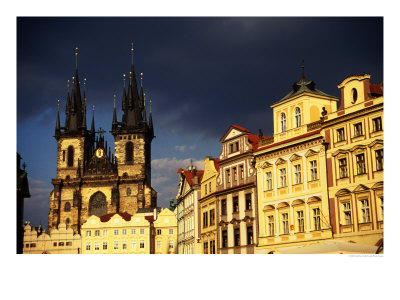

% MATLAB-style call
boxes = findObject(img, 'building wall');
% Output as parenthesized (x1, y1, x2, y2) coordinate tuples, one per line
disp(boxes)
(154, 208, 178, 254)
(81, 213, 152, 254)
(23, 223, 81, 254)
(323, 74, 383, 246)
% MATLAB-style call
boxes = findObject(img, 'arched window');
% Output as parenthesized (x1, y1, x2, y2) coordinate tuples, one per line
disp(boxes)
(280, 113, 287, 132)
(125, 142, 133, 163)
(64, 202, 71, 212)
(295, 107, 301, 128)
(89, 191, 107, 217)
(67, 146, 74, 167)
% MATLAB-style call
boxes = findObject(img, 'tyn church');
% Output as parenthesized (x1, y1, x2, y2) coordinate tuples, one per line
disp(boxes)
(48, 50, 156, 233)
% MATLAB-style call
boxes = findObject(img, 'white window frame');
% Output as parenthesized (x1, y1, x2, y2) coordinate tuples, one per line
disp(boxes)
(294, 164, 302, 185)
(356, 153, 366, 175)
(310, 160, 318, 181)
(280, 168, 287, 187)
(297, 210, 304, 233)
(313, 207, 321, 231)
(282, 213, 289, 234)
(295, 107, 301, 128)
(266, 171, 272, 190)
(281, 112, 287, 132)
(339, 158, 348, 178)
(140, 228, 145, 235)
(343, 202, 352, 225)
(360, 199, 371, 223)
(113, 241, 119, 250)
(268, 215, 274, 236)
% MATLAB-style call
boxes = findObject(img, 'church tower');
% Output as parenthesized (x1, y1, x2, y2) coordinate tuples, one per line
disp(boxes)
(48, 46, 157, 234)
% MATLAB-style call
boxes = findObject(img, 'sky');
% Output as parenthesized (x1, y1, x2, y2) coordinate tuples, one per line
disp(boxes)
(16, 17, 383, 227)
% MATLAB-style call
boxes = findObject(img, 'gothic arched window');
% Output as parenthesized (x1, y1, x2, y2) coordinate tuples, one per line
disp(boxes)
(125, 142, 133, 163)
(295, 107, 301, 128)
(281, 113, 287, 132)
(64, 202, 71, 212)
(67, 146, 74, 167)
(89, 191, 107, 217)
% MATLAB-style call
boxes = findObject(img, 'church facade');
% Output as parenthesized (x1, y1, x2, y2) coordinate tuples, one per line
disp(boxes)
(48, 50, 156, 234)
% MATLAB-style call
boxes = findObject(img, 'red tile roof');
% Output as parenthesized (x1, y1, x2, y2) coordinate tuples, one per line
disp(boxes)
(177, 167, 183, 173)
(213, 158, 220, 172)
(370, 83, 383, 96)
(145, 216, 155, 223)
(100, 212, 132, 222)
(232, 125, 250, 133)
(183, 170, 204, 186)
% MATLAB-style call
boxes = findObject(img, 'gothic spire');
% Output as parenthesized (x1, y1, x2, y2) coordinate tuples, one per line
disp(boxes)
(91, 105, 95, 134)
(55, 99, 61, 137)
(112, 94, 118, 131)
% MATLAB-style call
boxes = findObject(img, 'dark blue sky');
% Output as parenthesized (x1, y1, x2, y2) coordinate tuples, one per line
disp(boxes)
(17, 17, 383, 227)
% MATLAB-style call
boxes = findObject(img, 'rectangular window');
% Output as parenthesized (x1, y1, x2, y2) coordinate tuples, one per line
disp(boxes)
(361, 199, 371, 223)
(235, 142, 239, 152)
(157, 229, 162, 235)
(131, 229, 136, 235)
(26, 243, 30, 248)
(354, 123, 363, 137)
(113, 241, 118, 250)
(266, 171, 272, 190)
(376, 149, 383, 171)
(247, 226, 253, 245)
(280, 168, 287, 187)
(222, 230, 228, 248)
(122, 229, 127, 235)
(233, 196, 239, 213)
(94, 242, 100, 251)
(103, 241, 108, 250)
(221, 199, 227, 215)
(233, 167, 237, 181)
(234, 228, 240, 246)
(66, 242, 72, 246)
(343, 202, 352, 225)
(131, 240, 137, 250)
(122, 241, 127, 250)
(210, 240, 215, 254)
(53, 242, 57, 247)
(240, 165, 244, 179)
(297, 211, 304, 233)
(313, 208, 321, 231)
(203, 242, 208, 254)
(157, 240, 161, 249)
(203, 211, 208, 228)
(226, 169, 231, 183)
(356, 154, 366, 174)
(114, 229, 119, 236)
(209, 182, 211, 193)
(268, 215, 274, 236)
(230, 143, 234, 153)
(339, 158, 348, 178)
(245, 193, 252, 210)
(58, 242, 64, 246)
(310, 160, 318, 181)
(94, 230, 100, 236)
(140, 240, 145, 249)
(30, 243, 36, 248)
(169, 228, 174, 235)
(86, 230, 91, 237)
(372, 117, 382, 132)
(337, 128, 345, 142)
(168, 240, 173, 250)
(103, 230, 108, 237)
(204, 185, 207, 195)
(86, 242, 91, 251)
(294, 164, 302, 184)
(140, 228, 145, 235)
(282, 213, 289, 234)
(209, 209, 215, 226)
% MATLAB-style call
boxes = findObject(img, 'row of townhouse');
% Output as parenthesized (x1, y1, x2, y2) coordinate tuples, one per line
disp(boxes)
(176, 72, 383, 254)
(23, 208, 178, 254)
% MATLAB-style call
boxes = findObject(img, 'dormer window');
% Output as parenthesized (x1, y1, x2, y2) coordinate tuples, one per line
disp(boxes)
(281, 113, 287, 132)
(352, 88, 358, 104)
(295, 107, 301, 128)
(229, 141, 239, 153)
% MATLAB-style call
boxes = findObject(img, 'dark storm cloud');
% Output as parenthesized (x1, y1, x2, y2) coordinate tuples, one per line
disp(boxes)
(18, 17, 382, 139)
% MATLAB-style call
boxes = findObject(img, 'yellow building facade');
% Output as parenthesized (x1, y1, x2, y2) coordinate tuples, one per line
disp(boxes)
(255, 73, 338, 254)
(154, 208, 178, 254)
(23, 222, 81, 254)
(199, 156, 219, 254)
(81, 212, 154, 254)
(322, 74, 383, 249)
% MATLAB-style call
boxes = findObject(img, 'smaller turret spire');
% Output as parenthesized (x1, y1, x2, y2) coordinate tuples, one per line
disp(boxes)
(75, 47, 79, 70)
(112, 94, 118, 126)
(91, 105, 95, 133)
(131, 42, 134, 65)
(55, 99, 60, 134)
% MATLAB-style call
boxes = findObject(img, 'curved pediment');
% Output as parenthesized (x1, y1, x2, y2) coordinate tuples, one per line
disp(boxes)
(335, 188, 351, 197)
(289, 154, 302, 162)
(292, 199, 305, 206)
(332, 149, 349, 157)
(307, 196, 321, 203)
(277, 202, 290, 209)
(353, 184, 370, 194)
(261, 161, 273, 169)
(371, 181, 383, 190)
(368, 139, 383, 149)
(350, 145, 367, 153)
(263, 204, 275, 211)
